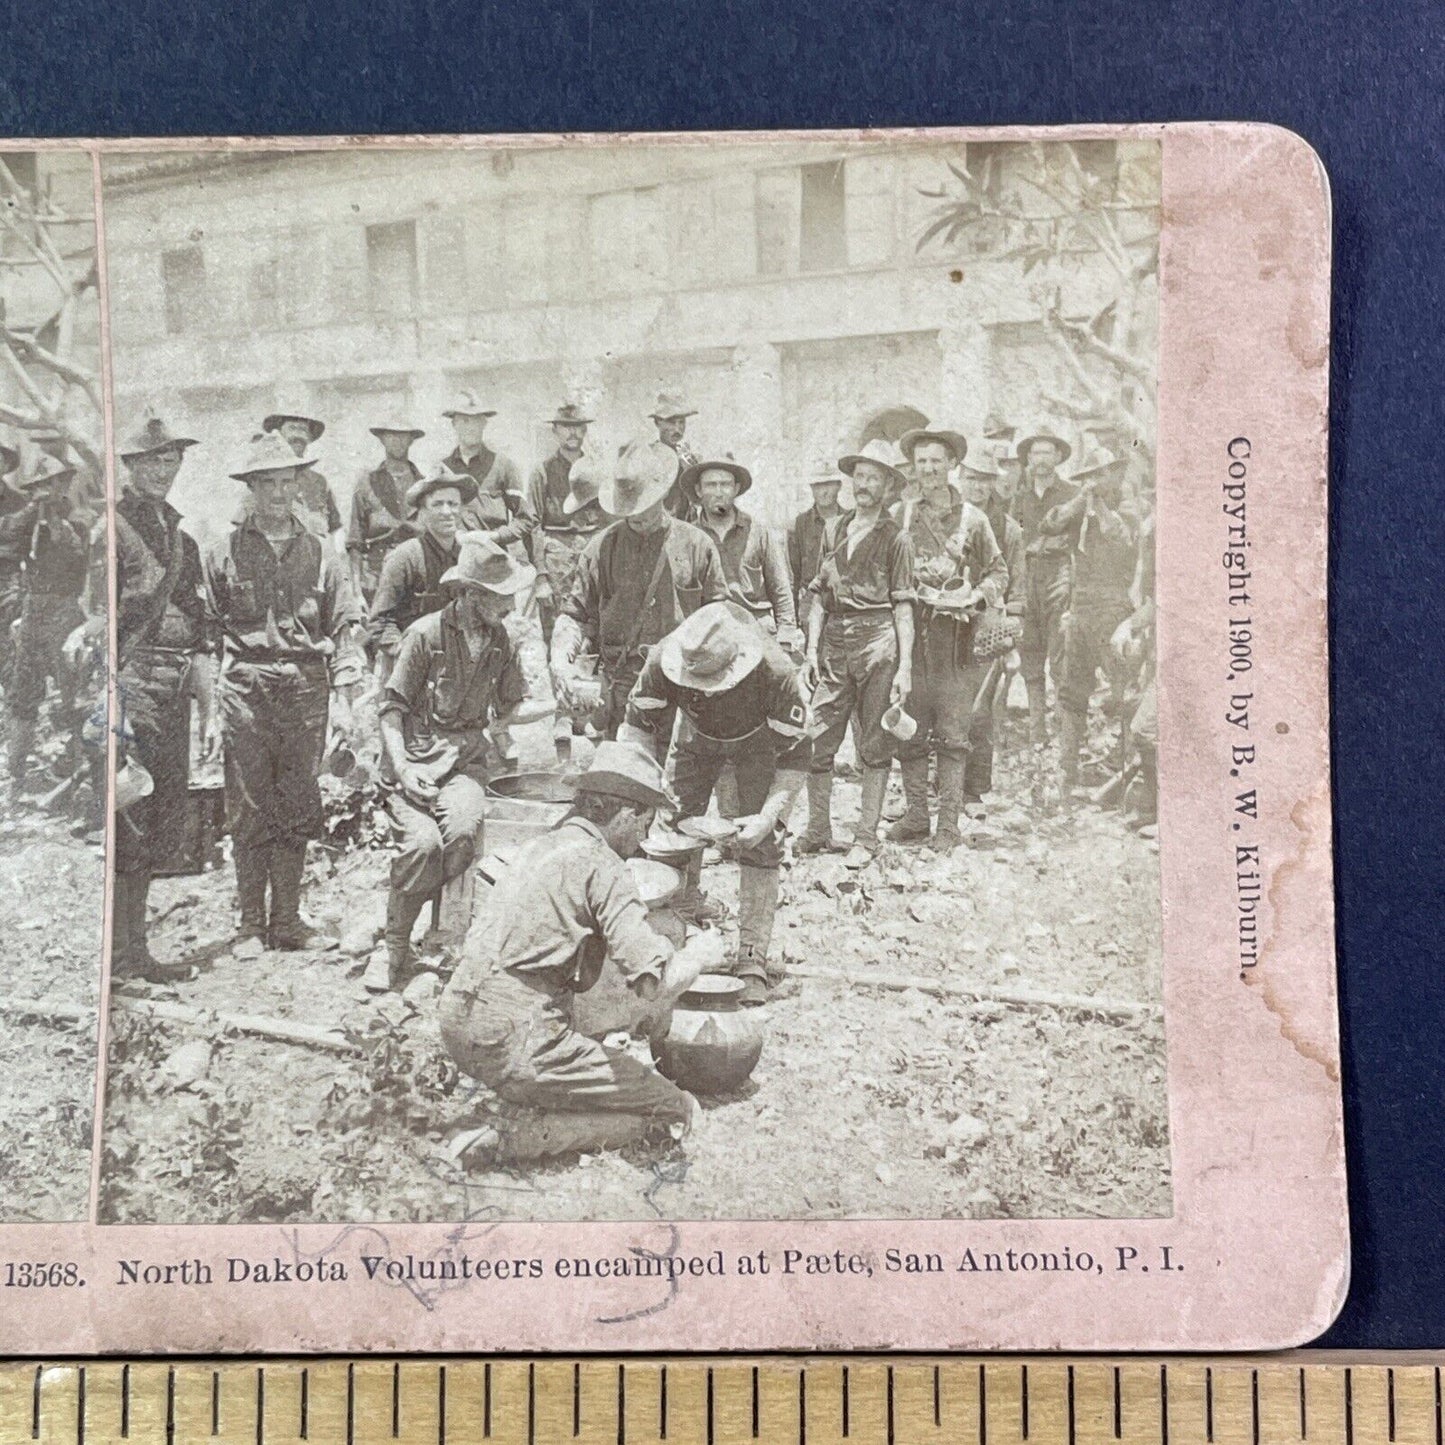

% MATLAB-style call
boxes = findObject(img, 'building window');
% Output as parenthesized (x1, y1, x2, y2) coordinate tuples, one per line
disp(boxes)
(799, 161, 847, 273)
(366, 220, 418, 319)
(161, 246, 206, 336)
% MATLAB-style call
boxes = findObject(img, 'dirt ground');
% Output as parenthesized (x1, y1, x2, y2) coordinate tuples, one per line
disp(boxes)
(0, 804, 104, 1223)
(99, 695, 1168, 1227)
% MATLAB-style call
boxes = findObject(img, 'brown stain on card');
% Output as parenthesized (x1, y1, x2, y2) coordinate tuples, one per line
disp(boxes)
(1245, 785, 1339, 1082)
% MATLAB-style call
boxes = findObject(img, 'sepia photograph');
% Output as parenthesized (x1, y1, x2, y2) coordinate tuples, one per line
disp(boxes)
(0, 149, 107, 1223)
(94, 134, 1166, 1227)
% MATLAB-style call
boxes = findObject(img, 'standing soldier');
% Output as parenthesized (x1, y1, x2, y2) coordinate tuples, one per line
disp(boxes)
(620, 603, 809, 1004)
(440, 391, 530, 551)
(786, 462, 844, 627)
(373, 538, 536, 992)
(368, 464, 476, 676)
(112, 418, 213, 982)
(550, 440, 727, 753)
(682, 455, 797, 641)
(958, 446, 1027, 817)
(799, 438, 915, 866)
(347, 418, 424, 606)
(1010, 427, 1077, 745)
(648, 392, 700, 519)
(201, 433, 365, 951)
(1044, 446, 1138, 791)
(524, 402, 608, 765)
(260, 399, 343, 550)
(4, 457, 88, 798)
(888, 427, 1006, 851)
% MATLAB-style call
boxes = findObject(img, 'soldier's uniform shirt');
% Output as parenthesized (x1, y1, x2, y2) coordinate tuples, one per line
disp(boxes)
(114, 493, 208, 875)
(562, 516, 728, 738)
(203, 515, 363, 849)
(1044, 495, 1137, 719)
(368, 531, 460, 653)
(697, 509, 796, 632)
(380, 605, 528, 899)
(348, 460, 421, 600)
(445, 445, 530, 547)
(894, 495, 1007, 763)
(438, 817, 691, 1125)
(1010, 475, 1079, 686)
(624, 643, 812, 869)
(4, 499, 87, 722)
(807, 511, 914, 771)
(786, 502, 835, 621)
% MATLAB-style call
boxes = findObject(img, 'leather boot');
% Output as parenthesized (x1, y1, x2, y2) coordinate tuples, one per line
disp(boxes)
(371, 887, 429, 992)
(735, 864, 781, 1004)
(266, 844, 336, 951)
(233, 842, 270, 943)
(930, 756, 966, 852)
(886, 757, 931, 843)
(113, 870, 190, 983)
(795, 771, 843, 855)
(845, 766, 889, 867)
(1059, 711, 1085, 791)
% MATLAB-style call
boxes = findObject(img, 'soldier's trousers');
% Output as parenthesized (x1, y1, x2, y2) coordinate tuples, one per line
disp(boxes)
(440, 970, 694, 1153)
(671, 725, 784, 868)
(8, 591, 82, 722)
(1058, 601, 1133, 719)
(1019, 556, 1071, 691)
(115, 648, 192, 876)
(387, 773, 488, 898)
(220, 658, 329, 850)
(896, 618, 982, 766)
(809, 613, 897, 772)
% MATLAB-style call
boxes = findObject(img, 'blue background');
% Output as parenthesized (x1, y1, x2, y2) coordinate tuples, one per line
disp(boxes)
(4, 0, 1441, 1349)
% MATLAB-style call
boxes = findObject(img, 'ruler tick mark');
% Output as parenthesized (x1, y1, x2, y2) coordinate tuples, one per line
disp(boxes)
(392, 1362, 401, 1439)
(1299, 1367, 1307, 1438)
(707, 1367, 715, 1445)
(528, 1362, 536, 1445)
(1346, 1369, 1355, 1445)
(934, 1366, 942, 1430)
(799, 1368, 807, 1445)
(616, 1365, 624, 1445)
(31, 1366, 40, 1441)
(346, 1364, 355, 1445)
(1068, 1366, 1077, 1445)
(1160, 1365, 1170, 1445)
(574, 1363, 581, 1438)
(978, 1363, 987, 1445)
(166, 1367, 176, 1445)
(438, 1366, 447, 1445)
(751, 1366, 759, 1439)
(661, 1364, 668, 1440)
(1251, 1370, 1259, 1445)
(485, 1362, 492, 1437)
(1207, 1367, 1215, 1442)
(121, 1363, 130, 1438)
(211, 1371, 220, 1438)
(842, 1365, 850, 1437)
(1435, 1368, 1442, 1445)
(299, 1367, 308, 1440)
(75, 1366, 85, 1445)
(255, 1369, 264, 1445)
(1022, 1364, 1030, 1441)
(1389, 1370, 1396, 1442)
(1113, 1367, 1122, 1439)
(887, 1366, 895, 1445)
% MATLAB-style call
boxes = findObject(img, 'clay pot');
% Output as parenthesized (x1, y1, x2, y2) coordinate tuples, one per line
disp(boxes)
(651, 973, 767, 1095)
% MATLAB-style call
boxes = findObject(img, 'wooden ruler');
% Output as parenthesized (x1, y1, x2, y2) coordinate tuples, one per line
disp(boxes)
(2, 1358, 1440, 1445)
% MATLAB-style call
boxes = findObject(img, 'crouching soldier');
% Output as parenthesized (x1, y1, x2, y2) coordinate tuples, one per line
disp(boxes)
(202, 433, 366, 950)
(372, 538, 536, 992)
(619, 602, 809, 1004)
(439, 741, 725, 1164)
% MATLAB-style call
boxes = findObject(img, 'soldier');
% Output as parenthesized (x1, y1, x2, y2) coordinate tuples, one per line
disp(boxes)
(958, 446, 1027, 816)
(1044, 446, 1138, 791)
(4, 457, 88, 798)
(648, 392, 700, 519)
(373, 538, 536, 992)
(786, 462, 844, 627)
(438, 740, 724, 1165)
(347, 418, 424, 605)
(550, 440, 727, 753)
(888, 428, 1007, 851)
(440, 391, 530, 550)
(523, 403, 609, 765)
(619, 603, 809, 1004)
(1010, 427, 1078, 745)
(368, 464, 477, 675)
(260, 400, 343, 549)
(201, 433, 365, 951)
(799, 438, 915, 866)
(110, 418, 214, 981)
(682, 455, 797, 641)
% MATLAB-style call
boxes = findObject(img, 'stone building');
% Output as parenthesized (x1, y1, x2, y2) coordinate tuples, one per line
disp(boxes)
(99, 136, 1159, 533)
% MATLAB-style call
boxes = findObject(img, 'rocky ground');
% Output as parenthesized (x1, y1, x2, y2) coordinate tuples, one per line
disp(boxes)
(99, 696, 1168, 1227)
(0, 779, 105, 1223)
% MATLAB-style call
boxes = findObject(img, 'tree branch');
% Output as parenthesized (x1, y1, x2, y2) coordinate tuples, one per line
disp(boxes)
(1, 325, 101, 409)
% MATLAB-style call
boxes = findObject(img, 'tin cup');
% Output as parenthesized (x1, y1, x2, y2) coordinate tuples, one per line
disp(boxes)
(881, 702, 917, 741)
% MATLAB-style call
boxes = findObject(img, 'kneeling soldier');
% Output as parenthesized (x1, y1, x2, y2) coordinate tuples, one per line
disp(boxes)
(439, 741, 724, 1164)
(374, 538, 535, 991)
(619, 602, 810, 1004)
